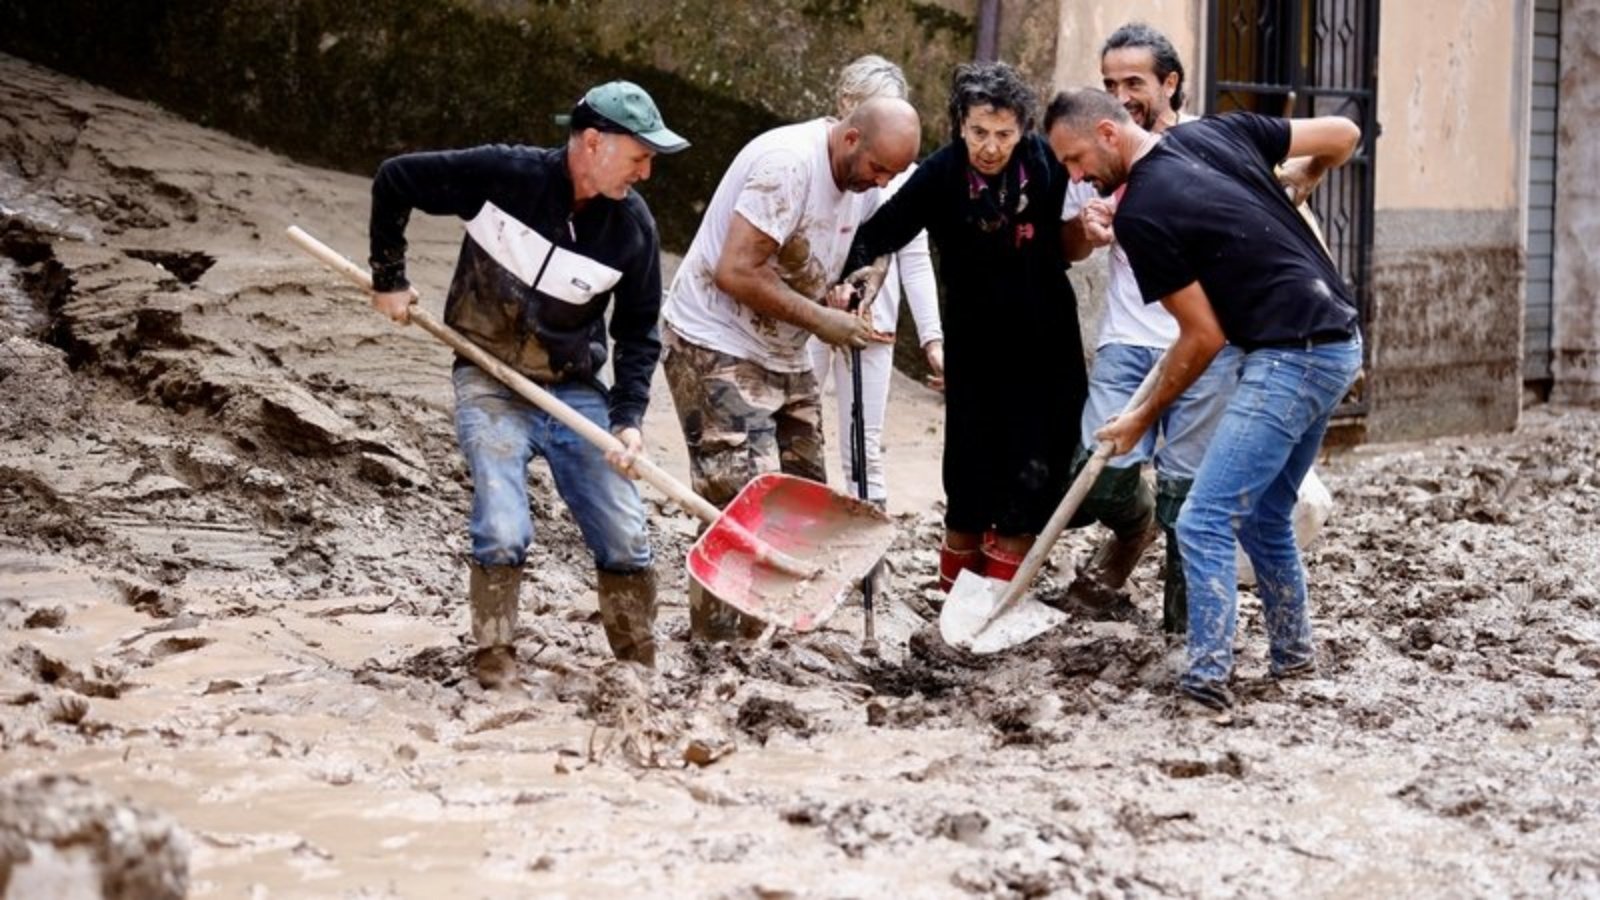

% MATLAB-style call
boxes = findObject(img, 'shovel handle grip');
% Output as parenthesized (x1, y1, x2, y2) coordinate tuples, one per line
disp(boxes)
(284, 225, 725, 525)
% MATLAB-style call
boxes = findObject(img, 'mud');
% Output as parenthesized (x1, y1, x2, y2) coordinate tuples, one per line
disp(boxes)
(3, 53, 1600, 897)
(1367, 217, 1523, 440)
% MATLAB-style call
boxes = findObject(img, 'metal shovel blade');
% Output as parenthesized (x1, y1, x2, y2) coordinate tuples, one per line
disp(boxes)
(686, 473, 897, 631)
(940, 569, 1068, 654)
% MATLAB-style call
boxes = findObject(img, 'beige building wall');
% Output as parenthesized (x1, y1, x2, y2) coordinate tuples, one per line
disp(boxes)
(1365, 0, 1528, 439)
(1374, 0, 1525, 210)
(1551, 0, 1600, 404)
(1053, 0, 1204, 96)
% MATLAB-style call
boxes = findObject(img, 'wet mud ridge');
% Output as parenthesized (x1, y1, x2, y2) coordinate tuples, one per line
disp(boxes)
(3, 53, 1600, 895)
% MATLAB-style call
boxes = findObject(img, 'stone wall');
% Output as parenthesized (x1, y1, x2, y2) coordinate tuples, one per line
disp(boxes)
(1552, 0, 1600, 405)
(1366, 210, 1524, 439)
(0, 0, 997, 251)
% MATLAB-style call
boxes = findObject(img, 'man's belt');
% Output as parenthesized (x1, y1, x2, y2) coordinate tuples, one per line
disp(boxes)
(1237, 330, 1355, 352)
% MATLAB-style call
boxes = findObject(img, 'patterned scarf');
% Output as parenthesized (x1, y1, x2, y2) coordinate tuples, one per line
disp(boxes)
(964, 153, 1031, 234)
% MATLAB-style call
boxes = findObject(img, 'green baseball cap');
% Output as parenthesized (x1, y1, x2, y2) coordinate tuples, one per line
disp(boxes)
(557, 81, 689, 154)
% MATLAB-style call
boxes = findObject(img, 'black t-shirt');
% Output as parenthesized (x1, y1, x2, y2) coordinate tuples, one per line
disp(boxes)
(1114, 112, 1358, 349)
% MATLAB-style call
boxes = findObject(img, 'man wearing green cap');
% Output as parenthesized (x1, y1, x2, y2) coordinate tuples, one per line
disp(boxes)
(367, 81, 688, 688)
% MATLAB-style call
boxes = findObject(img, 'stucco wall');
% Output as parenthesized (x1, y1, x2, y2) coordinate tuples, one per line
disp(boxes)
(1374, 0, 1524, 210)
(1365, 210, 1524, 438)
(1365, 0, 1527, 439)
(1551, 0, 1600, 404)
(1052, 0, 1201, 95)
(483, 0, 981, 144)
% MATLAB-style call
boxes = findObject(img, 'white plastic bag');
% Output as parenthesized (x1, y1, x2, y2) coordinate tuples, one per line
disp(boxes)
(1236, 467, 1333, 586)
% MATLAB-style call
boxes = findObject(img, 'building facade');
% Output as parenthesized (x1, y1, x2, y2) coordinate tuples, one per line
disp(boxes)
(1054, 0, 1597, 442)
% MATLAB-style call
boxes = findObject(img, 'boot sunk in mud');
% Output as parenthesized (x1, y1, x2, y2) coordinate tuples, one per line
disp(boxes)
(1059, 462, 1159, 615)
(1063, 517, 1160, 612)
(469, 561, 521, 688)
(598, 567, 659, 667)
(467, 563, 662, 685)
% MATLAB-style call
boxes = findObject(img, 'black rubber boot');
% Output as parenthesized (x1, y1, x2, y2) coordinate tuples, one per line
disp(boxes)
(468, 561, 520, 688)
(597, 567, 658, 667)
(1156, 477, 1193, 635)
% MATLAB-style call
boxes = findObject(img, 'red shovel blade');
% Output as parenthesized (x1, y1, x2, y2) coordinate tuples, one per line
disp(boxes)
(686, 473, 897, 631)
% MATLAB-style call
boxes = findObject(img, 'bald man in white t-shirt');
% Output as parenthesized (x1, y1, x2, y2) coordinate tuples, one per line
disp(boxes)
(661, 98, 920, 641)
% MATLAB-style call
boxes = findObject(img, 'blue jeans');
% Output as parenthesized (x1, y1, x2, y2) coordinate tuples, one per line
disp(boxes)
(1080, 343, 1243, 480)
(453, 364, 651, 572)
(1175, 336, 1362, 705)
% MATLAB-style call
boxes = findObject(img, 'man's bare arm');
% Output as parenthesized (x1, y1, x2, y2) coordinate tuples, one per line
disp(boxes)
(1279, 116, 1362, 205)
(714, 213, 879, 347)
(1095, 280, 1226, 454)
(1062, 216, 1095, 262)
(832, 255, 890, 311)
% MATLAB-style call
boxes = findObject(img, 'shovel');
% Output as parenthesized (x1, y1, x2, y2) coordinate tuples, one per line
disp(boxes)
(940, 355, 1165, 653)
(285, 226, 896, 632)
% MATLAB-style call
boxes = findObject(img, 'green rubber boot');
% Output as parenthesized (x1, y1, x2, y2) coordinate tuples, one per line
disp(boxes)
(1065, 462, 1158, 609)
(1156, 477, 1193, 635)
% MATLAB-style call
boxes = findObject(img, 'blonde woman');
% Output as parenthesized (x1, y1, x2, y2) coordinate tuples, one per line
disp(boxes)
(806, 55, 945, 506)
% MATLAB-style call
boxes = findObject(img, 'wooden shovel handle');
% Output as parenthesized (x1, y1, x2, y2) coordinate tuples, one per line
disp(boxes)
(285, 225, 724, 524)
(977, 353, 1168, 631)
(285, 228, 826, 580)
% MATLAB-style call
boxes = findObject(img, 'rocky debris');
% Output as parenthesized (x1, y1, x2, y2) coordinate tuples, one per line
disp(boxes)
(0, 336, 80, 419)
(735, 695, 811, 744)
(0, 774, 189, 899)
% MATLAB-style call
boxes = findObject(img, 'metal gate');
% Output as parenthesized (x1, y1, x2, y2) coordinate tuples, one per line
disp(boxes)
(1207, 0, 1379, 414)
(1525, 0, 1561, 387)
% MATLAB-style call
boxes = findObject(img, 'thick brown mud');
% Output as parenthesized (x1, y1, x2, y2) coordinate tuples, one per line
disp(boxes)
(3, 53, 1599, 896)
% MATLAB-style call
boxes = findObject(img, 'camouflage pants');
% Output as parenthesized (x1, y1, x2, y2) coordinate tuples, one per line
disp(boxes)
(663, 327, 826, 639)
(663, 327, 827, 502)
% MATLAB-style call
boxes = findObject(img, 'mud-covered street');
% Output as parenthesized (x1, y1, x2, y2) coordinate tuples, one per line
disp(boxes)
(2, 54, 1599, 897)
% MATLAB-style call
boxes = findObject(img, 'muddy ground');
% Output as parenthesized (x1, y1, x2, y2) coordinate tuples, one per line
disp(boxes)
(2, 54, 1599, 897)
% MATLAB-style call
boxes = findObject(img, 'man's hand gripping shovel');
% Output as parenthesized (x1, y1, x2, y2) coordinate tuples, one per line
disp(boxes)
(286, 227, 896, 633)
(939, 355, 1165, 653)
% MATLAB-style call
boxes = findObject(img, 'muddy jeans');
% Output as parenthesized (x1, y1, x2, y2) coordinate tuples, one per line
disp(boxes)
(1176, 336, 1362, 706)
(453, 363, 651, 572)
(662, 327, 826, 637)
(1079, 342, 1243, 479)
(662, 327, 826, 502)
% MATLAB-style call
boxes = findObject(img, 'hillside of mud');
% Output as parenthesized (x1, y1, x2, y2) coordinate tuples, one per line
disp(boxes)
(2, 54, 1598, 897)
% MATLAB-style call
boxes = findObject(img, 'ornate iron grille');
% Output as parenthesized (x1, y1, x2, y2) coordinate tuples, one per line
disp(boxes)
(1207, 0, 1379, 415)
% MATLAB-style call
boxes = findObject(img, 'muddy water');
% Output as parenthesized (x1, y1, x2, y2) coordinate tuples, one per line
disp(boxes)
(3, 52, 1600, 897)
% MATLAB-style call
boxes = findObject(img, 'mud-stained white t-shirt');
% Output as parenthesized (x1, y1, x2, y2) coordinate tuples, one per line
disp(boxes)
(664, 118, 876, 372)
(1064, 179, 1180, 351)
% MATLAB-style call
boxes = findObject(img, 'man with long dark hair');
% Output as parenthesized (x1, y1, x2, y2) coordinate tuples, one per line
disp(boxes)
(1059, 23, 1243, 633)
